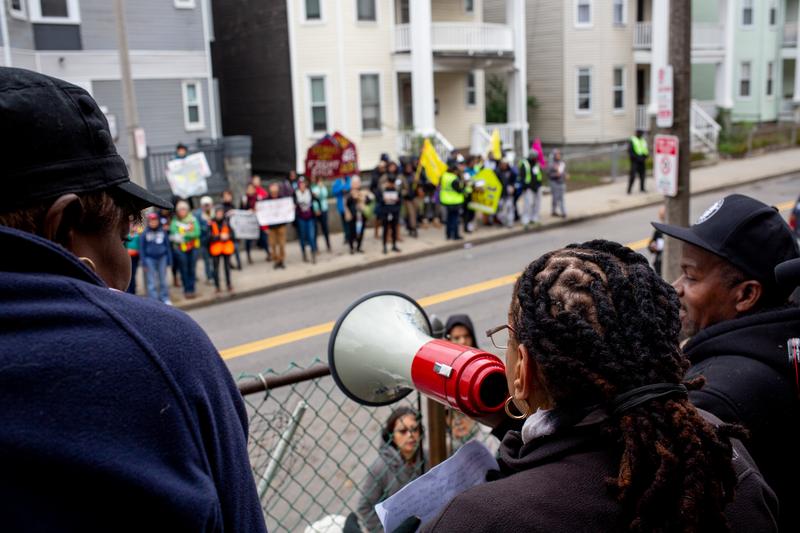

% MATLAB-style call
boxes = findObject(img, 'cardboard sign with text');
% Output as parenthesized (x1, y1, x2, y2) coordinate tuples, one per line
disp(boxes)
(255, 197, 296, 226)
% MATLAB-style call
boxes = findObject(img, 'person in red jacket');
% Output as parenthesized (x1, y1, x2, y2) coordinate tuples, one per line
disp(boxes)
(209, 205, 235, 294)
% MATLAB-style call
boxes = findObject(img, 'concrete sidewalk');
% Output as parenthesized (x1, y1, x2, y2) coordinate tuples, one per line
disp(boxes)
(152, 148, 800, 311)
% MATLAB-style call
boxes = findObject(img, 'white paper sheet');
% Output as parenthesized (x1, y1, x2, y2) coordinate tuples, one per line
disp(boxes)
(374, 440, 499, 532)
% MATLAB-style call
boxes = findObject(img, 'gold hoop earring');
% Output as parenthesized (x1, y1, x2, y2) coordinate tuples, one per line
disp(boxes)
(504, 397, 529, 420)
(79, 257, 97, 272)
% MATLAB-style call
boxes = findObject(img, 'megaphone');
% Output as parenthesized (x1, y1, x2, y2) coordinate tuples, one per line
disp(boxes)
(327, 291, 509, 416)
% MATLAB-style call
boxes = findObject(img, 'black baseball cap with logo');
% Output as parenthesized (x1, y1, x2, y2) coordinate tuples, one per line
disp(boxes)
(652, 194, 800, 295)
(0, 67, 172, 213)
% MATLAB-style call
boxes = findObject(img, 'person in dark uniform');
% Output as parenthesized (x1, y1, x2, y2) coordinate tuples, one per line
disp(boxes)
(0, 67, 266, 532)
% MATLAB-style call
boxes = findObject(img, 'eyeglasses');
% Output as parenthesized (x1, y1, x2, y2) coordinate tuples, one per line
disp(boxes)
(394, 425, 422, 436)
(485, 324, 516, 350)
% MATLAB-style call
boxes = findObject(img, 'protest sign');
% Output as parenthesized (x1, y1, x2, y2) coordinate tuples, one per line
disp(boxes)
(305, 133, 360, 179)
(467, 168, 502, 214)
(166, 152, 211, 198)
(255, 197, 296, 226)
(333, 131, 359, 176)
(227, 209, 261, 240)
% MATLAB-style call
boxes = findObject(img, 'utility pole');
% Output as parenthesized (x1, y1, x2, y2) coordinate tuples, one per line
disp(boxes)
(662, 0, 692, 282)
(113, 0, 146, 188)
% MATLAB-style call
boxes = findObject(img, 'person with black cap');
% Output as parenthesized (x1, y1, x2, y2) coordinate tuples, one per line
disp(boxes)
(0, 67, 266, 532)
(652, 194, 800, 530)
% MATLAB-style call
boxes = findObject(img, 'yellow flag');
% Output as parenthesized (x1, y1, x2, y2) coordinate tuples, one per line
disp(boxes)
(419, 138, 447, 187)
(490, 129, 502, 160)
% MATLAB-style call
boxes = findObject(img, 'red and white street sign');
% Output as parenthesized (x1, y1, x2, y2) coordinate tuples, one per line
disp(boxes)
(654, 134, 679, 197)
(656, 65, 674, 128)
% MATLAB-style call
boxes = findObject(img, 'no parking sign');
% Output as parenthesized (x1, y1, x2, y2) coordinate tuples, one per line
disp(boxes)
(654, 134, 679, 197)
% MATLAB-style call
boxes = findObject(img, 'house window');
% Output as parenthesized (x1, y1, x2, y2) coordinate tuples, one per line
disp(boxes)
(769, 1, 777, 26)
(174, 0, 196, 8)
(466, 72, 477, 107)
(29, 0, 80, 23)
(766, 61, 774, 96)
(613, 0, 626, 25)
(9, 0, 27, 19)
(613, 67, 625, 111)
(739, 62, 751, 97)
(182, 81, 205, 131)
(309, 76, 328, 133)
(576, 67, 592, 112)
(742, 0, 753, 27)
(357, 0, 376, 21)
(576, 0, 592, 27)
(464, 0, 474, 13)
(305, 0, 322, 21)
(360, 74, 381, 131)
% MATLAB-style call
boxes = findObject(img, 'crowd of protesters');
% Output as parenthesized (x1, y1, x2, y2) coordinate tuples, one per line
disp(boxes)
(127, 142, 571, 303)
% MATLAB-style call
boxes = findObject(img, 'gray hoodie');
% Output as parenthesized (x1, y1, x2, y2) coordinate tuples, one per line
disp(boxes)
(356, 443, 427, 532)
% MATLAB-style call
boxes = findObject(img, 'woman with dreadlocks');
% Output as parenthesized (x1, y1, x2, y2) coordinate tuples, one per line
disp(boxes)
(421, 240, 777, 532)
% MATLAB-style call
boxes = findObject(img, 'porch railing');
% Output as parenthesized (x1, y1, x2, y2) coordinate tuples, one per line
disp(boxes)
(633, 22, 652, 49)
(393, 23, 513, 54)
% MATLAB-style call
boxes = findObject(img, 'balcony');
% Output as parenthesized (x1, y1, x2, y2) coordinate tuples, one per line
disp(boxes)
(632, 22, 724, 51)
(393, 23, 513, 56)
(784, 22, 798, 47)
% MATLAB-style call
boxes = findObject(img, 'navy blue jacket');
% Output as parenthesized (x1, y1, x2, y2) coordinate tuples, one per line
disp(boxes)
(0, 225, 266, 532)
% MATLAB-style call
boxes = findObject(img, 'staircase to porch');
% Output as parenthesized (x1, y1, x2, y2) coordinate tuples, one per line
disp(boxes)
(639, 101, 721, 154)
(397, 130, 455, 162)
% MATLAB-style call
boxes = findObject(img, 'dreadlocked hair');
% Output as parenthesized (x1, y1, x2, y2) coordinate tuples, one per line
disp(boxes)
(512, 239, 745, 532)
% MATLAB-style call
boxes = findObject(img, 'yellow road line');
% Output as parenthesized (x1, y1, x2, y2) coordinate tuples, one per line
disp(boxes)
(220, 201, 797, 361)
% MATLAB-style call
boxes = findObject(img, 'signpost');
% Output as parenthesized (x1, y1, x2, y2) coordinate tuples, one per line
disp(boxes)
(656, 65, 674, 129)
(654, 134, 679, 197)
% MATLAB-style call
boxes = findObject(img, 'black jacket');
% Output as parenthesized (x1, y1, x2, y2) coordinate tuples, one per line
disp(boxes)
(422, 411, 777, 532)
(685, 307, 800, 530)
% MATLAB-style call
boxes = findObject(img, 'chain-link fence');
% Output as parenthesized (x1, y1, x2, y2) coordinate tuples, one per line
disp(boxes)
(238, 359, 498, 532)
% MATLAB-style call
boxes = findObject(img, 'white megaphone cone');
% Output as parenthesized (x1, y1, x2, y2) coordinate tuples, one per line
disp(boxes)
(328, 291, 509, 416)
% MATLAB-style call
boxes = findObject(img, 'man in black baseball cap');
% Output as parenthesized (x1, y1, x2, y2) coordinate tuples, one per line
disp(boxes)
(652, 193, 800, 530)
(0, 67, 266, 531)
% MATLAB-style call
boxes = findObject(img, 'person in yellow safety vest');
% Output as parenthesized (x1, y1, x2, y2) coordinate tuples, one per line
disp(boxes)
(440, 161, 466, 241)
(209, 206, 235, 294)
(628, 129, 649, 194)
(169, 200, 201, 299)
(518, 155, 544, 228)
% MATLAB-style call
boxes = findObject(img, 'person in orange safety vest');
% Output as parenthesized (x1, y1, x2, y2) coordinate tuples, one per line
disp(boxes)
(209, 206, 235, 294)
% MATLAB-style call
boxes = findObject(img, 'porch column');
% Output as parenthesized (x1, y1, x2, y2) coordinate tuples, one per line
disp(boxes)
(409, 0, 435, 135)
(718, 0, 735, 109)
(795, 0, 800, 102)
(506, 0, 528, 157)
(648, 0, 669, 115)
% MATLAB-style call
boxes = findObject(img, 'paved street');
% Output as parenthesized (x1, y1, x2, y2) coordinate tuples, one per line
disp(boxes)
(188, 174, 800, 378)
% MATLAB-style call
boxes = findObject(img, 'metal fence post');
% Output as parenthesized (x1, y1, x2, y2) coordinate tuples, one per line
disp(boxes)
(258, 400, 308, 501)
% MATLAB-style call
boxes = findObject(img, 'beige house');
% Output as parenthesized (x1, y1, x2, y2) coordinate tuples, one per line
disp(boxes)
(286, 0, 528, 168)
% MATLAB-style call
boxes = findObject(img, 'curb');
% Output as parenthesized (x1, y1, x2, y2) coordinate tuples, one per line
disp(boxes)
(177, 169, 797, 312)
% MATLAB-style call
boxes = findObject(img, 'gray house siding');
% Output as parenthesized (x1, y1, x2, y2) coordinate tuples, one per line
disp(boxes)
(211, 0, 295, 174)
(528, 0, 564, 143)
(5, 16, 34, 49)
(93, 78, 211, 160)
(80, 0, 206, 51)
(483, 0, 505, 23)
